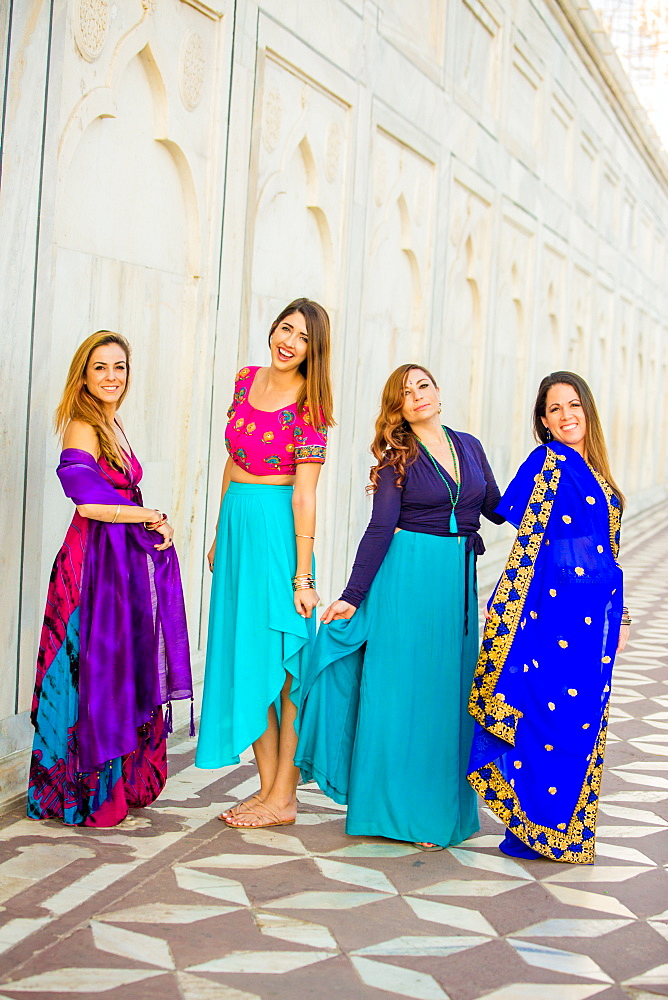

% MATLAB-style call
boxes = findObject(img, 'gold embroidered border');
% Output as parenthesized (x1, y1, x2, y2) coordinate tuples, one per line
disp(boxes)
(468, 449, 561, 744)
(468, 705, 609, 863)
(588, 466, 622, 560)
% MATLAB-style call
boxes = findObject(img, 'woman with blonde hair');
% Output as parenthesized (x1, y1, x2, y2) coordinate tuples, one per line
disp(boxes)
(468, 372, 629, 863)
(28, 331, 192, 827)
(197, 298, 333, 830)
(295, 363, 503, 849)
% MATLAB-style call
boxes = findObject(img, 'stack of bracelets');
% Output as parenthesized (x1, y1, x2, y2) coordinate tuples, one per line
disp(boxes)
(146, 511, 167, 530)
(292, 574, 316, 592)
(621, 605, 632, 626)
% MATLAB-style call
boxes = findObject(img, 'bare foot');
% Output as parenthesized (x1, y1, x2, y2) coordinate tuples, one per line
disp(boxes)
(218, 794, 263, 822)
(225, 799, 296, 828)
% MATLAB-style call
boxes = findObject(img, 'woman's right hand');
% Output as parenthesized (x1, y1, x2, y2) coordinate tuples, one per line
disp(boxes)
(321, 600, 356, 623)
(207, 538, 216, 573)
(153, 520, 174, 551)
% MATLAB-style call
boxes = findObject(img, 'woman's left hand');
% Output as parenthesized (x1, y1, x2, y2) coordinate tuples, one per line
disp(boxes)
(294, 588, 320, 619)
(617, 623, 630, 653)
(153, 520, 175, 551)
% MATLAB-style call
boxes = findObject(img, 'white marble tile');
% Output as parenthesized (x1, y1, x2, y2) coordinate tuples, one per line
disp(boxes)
(413, 880, 529, 897)
(90, 921, 175, 969)
(351, 956, 449, 999)
(595, 825, 666, 838)
(314, 858, 397, 894)
(0, 844, 93, 881)
(294, 813, 341, 825)
(175, 972, 260, 1000)
(0, 968, 163, 991)
(599, 801, 668, 826)
(508, 939, 613, 981)
(174, 867, 249, 905)
(623, 962, 668, 987)
(297, 790, 347, 811)
(628, 742, 668, 757)
(476, 986, 608, 1000)
(543, 883, 635, 917)
(223, 776, 262, 802)
(0, 876, 34, 906)
(648, 921, 668, 943)
(602, 790, 668, 803)
(265, 891, 386, 909)
(97, 903, 238, 924)
(542, 865, 653, 883)
(254, 912, 338, 949)
(404, 897, 498, 936)
(182, 853, 298, 870)
(238, 830, 309, 855)
(518, 917, 631, 937)
(613, 760, 668, 771)
(611, 771, 668, 790)
(41, 863, 137, 916)
(352, 934, 490, 956)
(161, 763, 241, 802)
(462, 835, 505, 847)
(0, 917, 51, 955)
(448, 848, 536, 880)
(188, 950, 334, 973)
(326, 843, 418, 858)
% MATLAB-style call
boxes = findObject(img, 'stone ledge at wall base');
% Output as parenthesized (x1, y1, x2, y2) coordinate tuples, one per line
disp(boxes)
(0, 653, 205, 818)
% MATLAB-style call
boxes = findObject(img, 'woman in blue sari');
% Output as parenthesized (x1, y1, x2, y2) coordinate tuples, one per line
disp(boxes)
(467, 372, 630, 863)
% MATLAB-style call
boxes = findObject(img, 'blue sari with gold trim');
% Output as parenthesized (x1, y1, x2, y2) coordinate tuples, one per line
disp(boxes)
(467, 443, 622, 863)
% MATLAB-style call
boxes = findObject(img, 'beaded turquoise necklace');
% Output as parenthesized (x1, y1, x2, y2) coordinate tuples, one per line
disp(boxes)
(419, 426, 460, 533)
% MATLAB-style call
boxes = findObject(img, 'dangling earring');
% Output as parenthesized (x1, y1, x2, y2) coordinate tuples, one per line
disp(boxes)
(438, 402, 442, 413)
(545, 428, 552, 441)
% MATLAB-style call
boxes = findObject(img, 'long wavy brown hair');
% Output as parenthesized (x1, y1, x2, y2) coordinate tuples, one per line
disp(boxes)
(268, 298, 335, 429)
(367, 363, 439, 493)
(54, 330, 131, 470)
(533, 371, 625, 510)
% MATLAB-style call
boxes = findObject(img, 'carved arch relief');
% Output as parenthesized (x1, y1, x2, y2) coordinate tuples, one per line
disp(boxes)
(58, 39, 200, 276)
(246, 55, 350, 361)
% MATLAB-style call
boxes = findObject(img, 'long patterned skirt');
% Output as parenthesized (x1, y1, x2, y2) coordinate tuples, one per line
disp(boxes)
(27, 514, 167, 827)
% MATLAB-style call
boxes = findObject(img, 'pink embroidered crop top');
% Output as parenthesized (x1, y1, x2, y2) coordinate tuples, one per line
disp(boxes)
(225, 366, 327, 476)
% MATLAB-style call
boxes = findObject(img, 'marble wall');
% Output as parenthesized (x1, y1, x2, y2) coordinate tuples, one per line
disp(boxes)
(1, 0, 667, 804)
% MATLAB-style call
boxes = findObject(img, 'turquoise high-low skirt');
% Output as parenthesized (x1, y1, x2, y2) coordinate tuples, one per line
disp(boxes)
(196, 483, 314, 769)
(295, 529, 480, 847)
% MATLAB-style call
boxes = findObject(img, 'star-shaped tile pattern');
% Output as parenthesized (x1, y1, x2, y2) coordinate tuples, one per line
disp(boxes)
(0, 520, 667, 999)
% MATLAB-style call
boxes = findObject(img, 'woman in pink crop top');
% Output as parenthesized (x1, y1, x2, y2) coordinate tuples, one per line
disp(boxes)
(195, 298, 334, 830)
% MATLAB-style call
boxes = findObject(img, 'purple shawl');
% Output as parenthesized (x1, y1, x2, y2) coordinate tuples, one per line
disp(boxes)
(57, 449, 192, 771)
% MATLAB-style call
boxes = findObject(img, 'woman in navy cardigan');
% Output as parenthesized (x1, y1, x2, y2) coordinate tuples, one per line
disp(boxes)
(296, 363, 504, 850)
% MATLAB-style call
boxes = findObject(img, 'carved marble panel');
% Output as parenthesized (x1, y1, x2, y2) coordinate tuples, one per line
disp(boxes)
(379, 0, 446, 69)
(440, 178, 493, 436)
(244, 53, 350, 363)
(454, 0, 503, 126)
(486, 213, 535, 482)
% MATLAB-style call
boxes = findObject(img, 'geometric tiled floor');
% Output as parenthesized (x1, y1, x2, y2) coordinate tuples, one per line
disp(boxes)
(1, 528, 667, 999)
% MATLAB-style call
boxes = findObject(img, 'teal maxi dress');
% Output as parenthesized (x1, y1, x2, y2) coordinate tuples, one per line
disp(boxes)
(295, 431, 503, 847)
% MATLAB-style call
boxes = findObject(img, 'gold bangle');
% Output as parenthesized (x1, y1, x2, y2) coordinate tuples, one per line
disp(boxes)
(111, 503, 121, 524)
(296, 534, 315, 539)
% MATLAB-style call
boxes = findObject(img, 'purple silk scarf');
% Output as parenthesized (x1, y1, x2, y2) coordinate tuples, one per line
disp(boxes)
(57, 449, 192, 771)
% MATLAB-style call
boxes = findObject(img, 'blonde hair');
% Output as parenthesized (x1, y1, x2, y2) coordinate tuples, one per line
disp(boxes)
(55, 330, 131, 469)
(533, 371, 625, 510)
(268, 299, 335, 429)
(367, 364, 439, 493)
